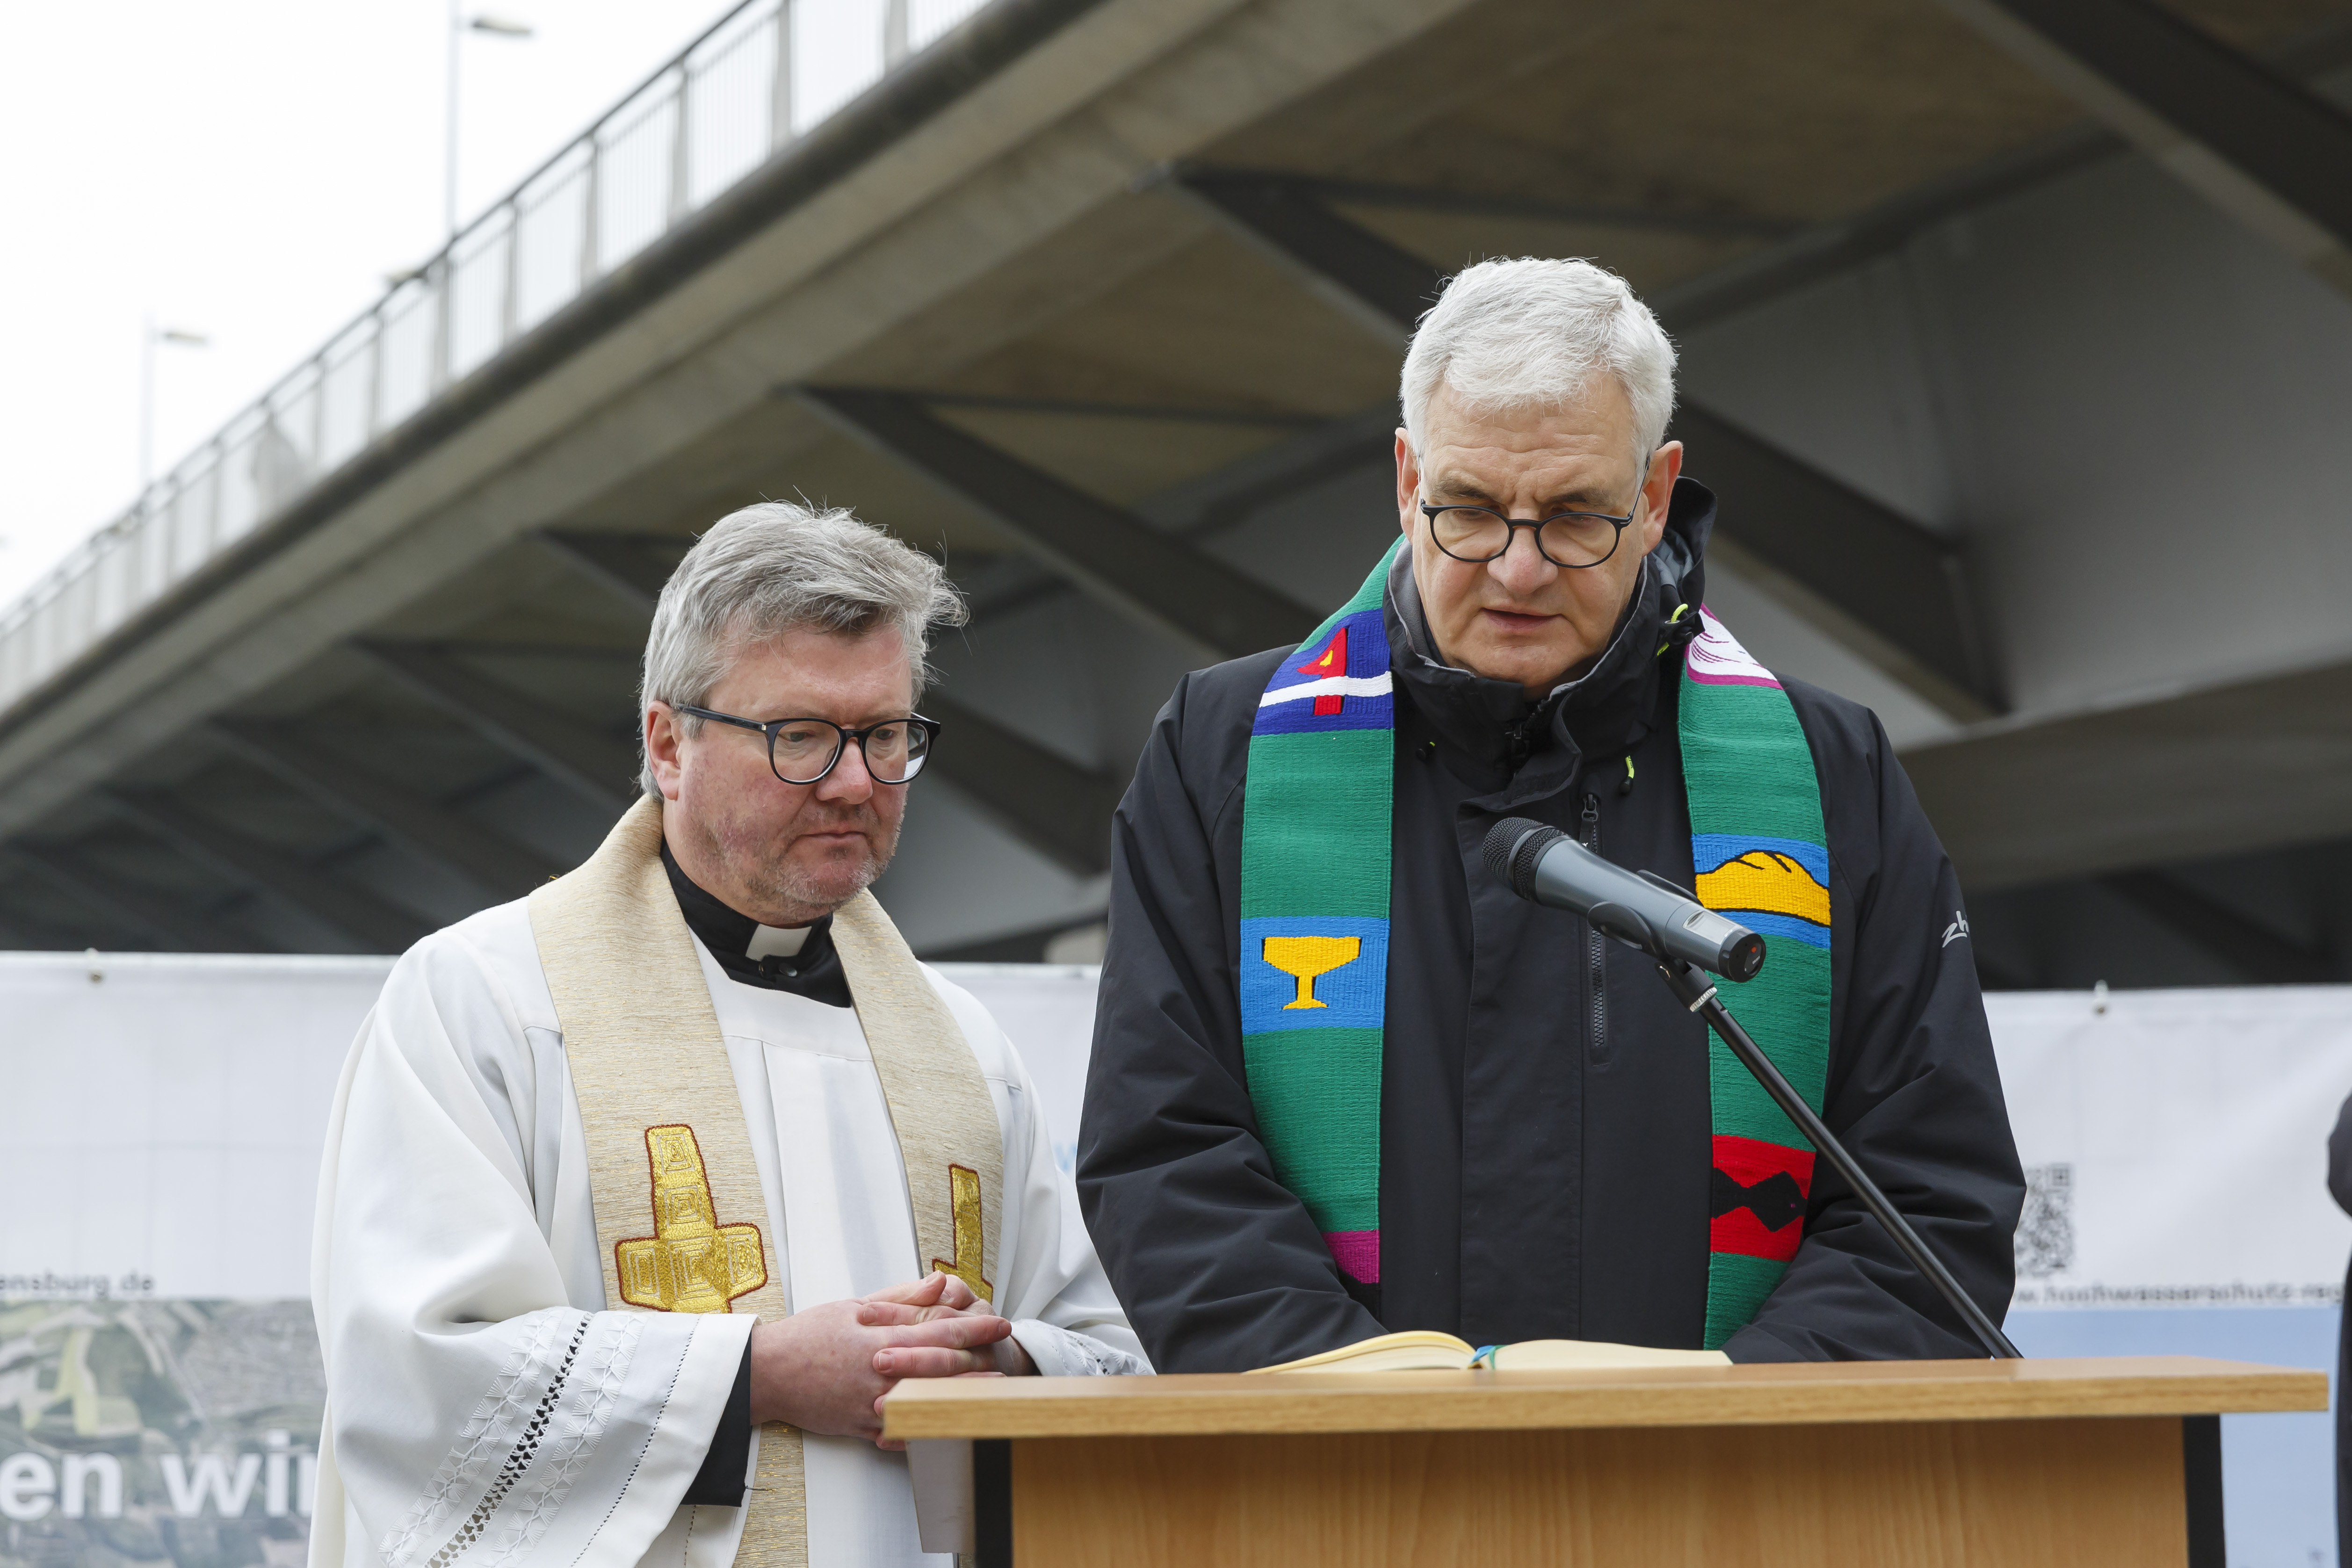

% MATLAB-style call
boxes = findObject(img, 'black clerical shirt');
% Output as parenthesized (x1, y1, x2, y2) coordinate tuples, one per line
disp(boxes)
(661, 842, 850, 1504)
(661, 842, 853, 1007)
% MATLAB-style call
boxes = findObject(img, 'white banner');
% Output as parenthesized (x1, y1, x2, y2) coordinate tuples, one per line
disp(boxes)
(2, 954, 2345, 1563)
(0, 952, 393, 1302)
(1996, 986, 2352, 1307)
(1990, 985, 2352, 1568)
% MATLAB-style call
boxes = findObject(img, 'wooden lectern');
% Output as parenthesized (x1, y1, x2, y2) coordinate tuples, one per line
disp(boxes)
(885, 1357, 2323, 1567)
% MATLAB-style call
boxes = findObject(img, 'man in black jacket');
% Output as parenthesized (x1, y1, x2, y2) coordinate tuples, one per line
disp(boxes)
(1078, 256, 2023, 1372)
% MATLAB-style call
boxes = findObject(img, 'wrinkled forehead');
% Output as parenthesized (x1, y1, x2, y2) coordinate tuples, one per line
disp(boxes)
(1417, 376, 1647, 488)
(1418, 431, 1645, 510)
(714, 621, 916, 714)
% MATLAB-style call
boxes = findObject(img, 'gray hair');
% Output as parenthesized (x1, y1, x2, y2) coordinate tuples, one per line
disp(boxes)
(637, 501, 966, 795)
(1400, 257, 1679, 463)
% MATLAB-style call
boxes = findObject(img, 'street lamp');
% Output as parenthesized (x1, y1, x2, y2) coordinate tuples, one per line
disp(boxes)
(447, 7, 536, 241)
(140, 318, 210, 492)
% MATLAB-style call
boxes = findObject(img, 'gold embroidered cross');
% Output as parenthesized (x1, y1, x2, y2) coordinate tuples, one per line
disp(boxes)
(930, 1163, 993, 1303)
(614, 1124, 767, 1314)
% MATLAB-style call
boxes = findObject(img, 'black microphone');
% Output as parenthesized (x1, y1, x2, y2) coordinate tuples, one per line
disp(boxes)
(1482, 816, 1766, 982)
(1483, 814, 2022, 1358)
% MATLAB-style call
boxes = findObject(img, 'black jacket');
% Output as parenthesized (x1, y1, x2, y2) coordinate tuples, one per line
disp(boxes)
(1078, 479, 2024, 1372)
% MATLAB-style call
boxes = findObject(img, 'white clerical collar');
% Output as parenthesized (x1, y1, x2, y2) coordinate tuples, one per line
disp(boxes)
(746, 924, 813, 961)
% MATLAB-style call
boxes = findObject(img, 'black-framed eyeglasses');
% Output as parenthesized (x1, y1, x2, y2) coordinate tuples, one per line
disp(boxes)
(671, 705, 941, 786)
(1418, 459, 1652, 570)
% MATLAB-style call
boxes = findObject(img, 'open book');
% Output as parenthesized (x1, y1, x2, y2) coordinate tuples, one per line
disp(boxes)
(1247, 1330, 1732, 1375)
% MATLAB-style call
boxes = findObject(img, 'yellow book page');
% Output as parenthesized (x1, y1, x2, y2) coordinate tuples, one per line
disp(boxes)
(1484, 1340, 1731, 1372)
(1247, 1330, 1478, 1374)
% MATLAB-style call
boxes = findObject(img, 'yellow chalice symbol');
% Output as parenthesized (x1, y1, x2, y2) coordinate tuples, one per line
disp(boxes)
(1262, 935, 1363, 1010)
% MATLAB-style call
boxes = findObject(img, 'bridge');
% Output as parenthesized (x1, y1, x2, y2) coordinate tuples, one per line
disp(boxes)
(2, 0, 2349, 985)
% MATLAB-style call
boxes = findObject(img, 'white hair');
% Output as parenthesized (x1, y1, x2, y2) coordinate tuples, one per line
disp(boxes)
(637, 501, 966, 795)
(1399, 257, 1678, 462)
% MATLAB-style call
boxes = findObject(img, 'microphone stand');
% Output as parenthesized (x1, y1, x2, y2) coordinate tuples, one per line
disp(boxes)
(1653, 958, 2022, 1360)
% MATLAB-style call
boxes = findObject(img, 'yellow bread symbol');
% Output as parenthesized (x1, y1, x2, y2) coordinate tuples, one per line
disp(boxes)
(1694, 851, 1830, 926)
(1262, 935, 1362, 1009)
(614, 1124, 767, 1313)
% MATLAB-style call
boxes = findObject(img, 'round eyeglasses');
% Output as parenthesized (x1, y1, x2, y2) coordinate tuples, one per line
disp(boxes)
(671, 705, 940, 786)
(1418, 460, 1651, 570)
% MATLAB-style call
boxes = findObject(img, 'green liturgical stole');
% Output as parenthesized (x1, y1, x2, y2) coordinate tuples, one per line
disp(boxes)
(1236, 542, 1833, 1348)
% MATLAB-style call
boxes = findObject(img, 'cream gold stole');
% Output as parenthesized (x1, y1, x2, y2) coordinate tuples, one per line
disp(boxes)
(529, 798, 1004, 1567)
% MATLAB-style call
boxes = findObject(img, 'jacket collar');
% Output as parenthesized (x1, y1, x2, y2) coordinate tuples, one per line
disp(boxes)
(1382, 476, 1718, 779)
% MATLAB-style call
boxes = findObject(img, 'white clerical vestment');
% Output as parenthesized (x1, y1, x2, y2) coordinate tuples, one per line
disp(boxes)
(308, 897, 1146, 1568)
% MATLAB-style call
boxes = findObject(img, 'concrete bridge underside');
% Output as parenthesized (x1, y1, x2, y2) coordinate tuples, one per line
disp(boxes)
(4, 0, 2351, 990)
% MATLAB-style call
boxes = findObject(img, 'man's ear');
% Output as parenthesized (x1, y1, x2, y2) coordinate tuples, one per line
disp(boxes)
(1637, 441, 1683, 554)
(644, 702, 686, 802)
(1394, 428, 1420, 540)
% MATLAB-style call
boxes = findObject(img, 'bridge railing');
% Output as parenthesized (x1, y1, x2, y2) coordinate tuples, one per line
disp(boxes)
(0, 0, 990, 715)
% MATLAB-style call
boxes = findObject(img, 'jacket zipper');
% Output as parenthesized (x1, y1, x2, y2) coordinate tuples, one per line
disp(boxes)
(1582, 791, 1607, 1066)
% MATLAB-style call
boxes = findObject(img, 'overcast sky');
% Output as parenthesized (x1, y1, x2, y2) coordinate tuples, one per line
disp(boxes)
(0, 0, 744, 607)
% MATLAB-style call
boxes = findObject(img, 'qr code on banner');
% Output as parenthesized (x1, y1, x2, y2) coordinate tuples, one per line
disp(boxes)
(2016, 1163, 2076, 1278)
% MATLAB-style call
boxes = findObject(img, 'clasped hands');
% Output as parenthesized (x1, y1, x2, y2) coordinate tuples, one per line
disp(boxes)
(746, 1272, 1034, 1448)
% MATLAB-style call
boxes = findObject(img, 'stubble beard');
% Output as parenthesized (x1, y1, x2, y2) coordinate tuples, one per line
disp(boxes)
(737, 806, 900, 920)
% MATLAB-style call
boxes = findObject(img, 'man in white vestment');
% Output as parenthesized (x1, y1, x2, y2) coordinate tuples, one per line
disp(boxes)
(310, 503, 1147, 1568)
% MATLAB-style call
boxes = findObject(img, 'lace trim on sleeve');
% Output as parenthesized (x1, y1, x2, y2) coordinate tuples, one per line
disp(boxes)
(377, 1309, 579, 1568)
(375, 1309, 646, 1568)
(478, 1313, 641, 1566)
(1008, 1319, 1150, 1378)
